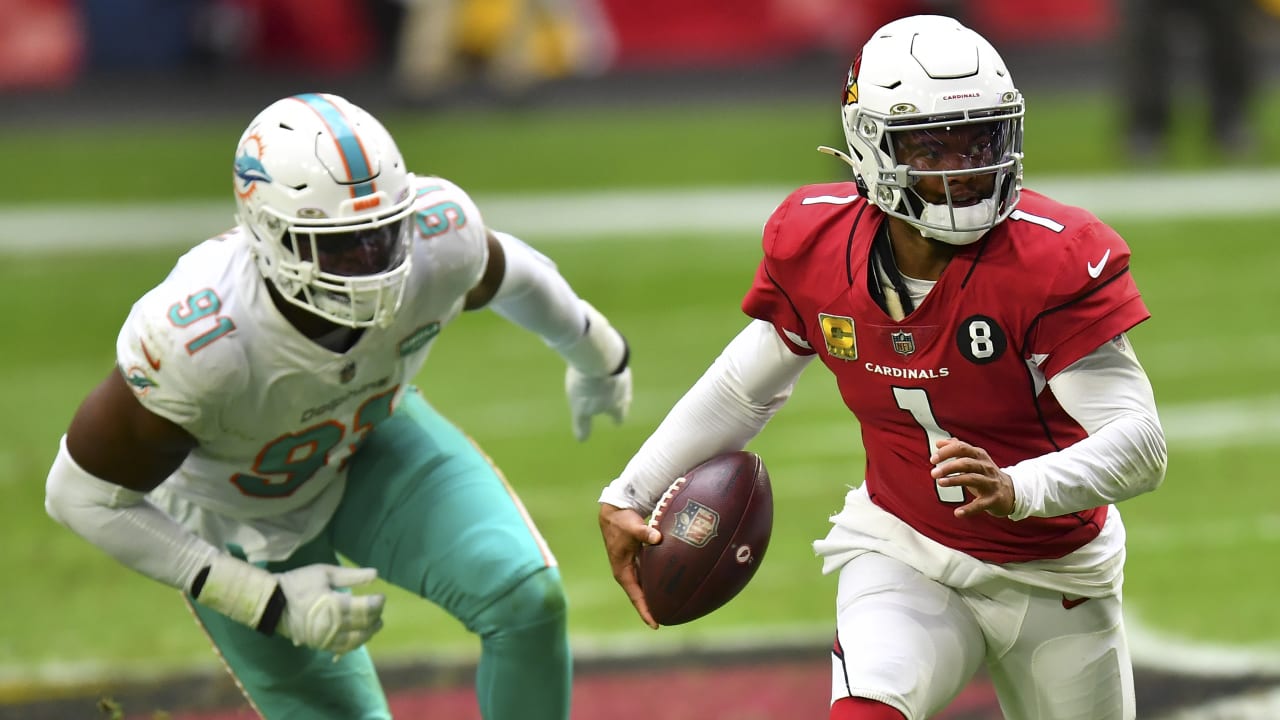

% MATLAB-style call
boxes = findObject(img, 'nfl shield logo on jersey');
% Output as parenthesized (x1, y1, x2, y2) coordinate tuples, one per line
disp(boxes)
(671, 500, 720, 548)
(339, 361, 357, 384)
(891, 331, 916, 357)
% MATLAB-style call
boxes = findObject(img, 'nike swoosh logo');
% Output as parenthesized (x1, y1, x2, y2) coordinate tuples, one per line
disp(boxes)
(1062, 594, 1091, 610)
(140, 340, 161, 371)
(1087, 248, 1112, 279)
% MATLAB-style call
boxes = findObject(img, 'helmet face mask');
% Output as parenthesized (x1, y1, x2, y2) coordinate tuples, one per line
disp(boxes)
(275, 211, 414, 327)
(234, 93, 416, 328)
(840, 16, 1024, 245)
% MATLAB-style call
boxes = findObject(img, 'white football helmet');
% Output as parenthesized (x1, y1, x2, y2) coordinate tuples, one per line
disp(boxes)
(233, 93, 416, 328)
(829, 15, 1024, 245)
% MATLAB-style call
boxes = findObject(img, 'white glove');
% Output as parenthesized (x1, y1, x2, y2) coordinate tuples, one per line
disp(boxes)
(555, 301, 632, 442)
(275, 564, 386, 655)
(192, 556, 386, 655)
(566, 365, 632, 441)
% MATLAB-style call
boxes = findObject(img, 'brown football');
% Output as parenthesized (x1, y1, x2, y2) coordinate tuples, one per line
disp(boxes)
(638, 451, 773, 626)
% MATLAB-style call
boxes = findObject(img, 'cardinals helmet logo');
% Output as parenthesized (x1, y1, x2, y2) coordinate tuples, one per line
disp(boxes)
(844, 53, 862, 105)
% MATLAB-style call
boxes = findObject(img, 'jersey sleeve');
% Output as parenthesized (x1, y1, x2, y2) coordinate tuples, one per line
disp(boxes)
(116, 287, 249, 443)
(1030, 220, 1151, 378)
(410, 175, 490, 300)
(740, 193, 816, 355)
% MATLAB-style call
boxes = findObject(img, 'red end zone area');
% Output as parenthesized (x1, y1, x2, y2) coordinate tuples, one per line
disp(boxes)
(7, 638, 1269, 712)
(11, 646, 1275, 718)
(123, 653, 1000, 720)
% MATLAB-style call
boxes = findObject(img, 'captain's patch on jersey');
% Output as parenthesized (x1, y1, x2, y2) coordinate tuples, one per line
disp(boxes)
(819, 313, 858, 361)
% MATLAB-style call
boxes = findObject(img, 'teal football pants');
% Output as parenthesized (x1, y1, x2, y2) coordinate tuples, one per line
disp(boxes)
(187, 388, 571, 719)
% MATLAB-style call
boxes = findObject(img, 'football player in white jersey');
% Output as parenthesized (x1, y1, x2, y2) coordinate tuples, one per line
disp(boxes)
(43, 92, 631, 719)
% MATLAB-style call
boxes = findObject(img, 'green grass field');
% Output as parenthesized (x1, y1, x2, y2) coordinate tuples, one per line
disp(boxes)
(2, 88, 1279, 688)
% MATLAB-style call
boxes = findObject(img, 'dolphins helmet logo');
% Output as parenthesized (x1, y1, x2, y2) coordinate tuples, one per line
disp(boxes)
(234, 131, 273, 200)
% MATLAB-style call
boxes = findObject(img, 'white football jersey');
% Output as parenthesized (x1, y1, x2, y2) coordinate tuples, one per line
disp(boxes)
(116, 176, 488, 561)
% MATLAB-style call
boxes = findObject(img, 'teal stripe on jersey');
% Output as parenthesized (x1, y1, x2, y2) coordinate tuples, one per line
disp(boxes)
(294, 93, 375, 197)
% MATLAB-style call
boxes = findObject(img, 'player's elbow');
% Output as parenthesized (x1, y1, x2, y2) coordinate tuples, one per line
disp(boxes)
(1146, 429, 1168, 493)
(45, 486, 65, 526)
(1129, 413, 1167, 497)
(44, 436, 143, 533)
(45, 458, 85, 531)
(45, 447, 76, 527)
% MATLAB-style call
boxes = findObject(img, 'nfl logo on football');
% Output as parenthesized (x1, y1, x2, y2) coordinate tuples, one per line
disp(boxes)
(891, 330, 916, 358)
(672, 500, 720, 548)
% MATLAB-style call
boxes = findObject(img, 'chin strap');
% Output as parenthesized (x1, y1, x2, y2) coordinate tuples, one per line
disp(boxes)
(869, 222, 914, 322)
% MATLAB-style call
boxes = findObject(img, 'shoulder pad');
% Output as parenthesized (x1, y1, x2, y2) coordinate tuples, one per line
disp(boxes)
(763, 182, 867, 262)
(117, 283, 249, 434)
(409, 175, 487, 245)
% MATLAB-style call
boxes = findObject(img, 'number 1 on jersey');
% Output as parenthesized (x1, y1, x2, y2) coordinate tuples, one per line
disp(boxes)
(893, 387, 965, 503)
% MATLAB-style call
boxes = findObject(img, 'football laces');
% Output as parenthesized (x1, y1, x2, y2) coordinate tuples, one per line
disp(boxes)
(647, 475, 687, 528)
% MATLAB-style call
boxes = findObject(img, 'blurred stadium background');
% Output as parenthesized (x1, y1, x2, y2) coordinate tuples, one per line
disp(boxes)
(3, 0, 1280, 718)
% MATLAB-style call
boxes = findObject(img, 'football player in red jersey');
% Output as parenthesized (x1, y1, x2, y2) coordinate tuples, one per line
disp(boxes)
(597, 14, 1166, 720)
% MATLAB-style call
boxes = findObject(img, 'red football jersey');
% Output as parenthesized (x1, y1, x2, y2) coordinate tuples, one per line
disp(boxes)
(742, 183, 1151, 563)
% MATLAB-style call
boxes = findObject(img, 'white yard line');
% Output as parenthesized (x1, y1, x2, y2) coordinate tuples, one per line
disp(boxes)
(1155, 688, 1280, 720)
(1160, 394, 1280, 449)
(3, 169, 1280, 254)
(1127, 613, 1280, 677)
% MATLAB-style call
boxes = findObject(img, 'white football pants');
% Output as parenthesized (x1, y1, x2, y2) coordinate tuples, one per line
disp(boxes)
(830, 552, 1135, 719)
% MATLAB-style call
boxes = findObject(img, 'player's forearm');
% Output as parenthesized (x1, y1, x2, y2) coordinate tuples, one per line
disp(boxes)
(45, 434, 218, 591)
(599, 321, 808, 514)
(45, 435, 286, 632)
(1005, 411, 1166, 519)
(598, 363, 779, 515)
(1006, 340, 1168, 519)
(486, 230, 627, 376)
